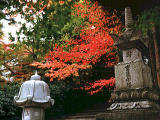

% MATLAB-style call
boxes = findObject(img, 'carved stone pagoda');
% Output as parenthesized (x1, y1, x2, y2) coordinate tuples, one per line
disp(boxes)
(96, 7, 160, 120)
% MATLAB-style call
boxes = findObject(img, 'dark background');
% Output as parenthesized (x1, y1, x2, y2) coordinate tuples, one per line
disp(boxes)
(97, 0, 160, 20)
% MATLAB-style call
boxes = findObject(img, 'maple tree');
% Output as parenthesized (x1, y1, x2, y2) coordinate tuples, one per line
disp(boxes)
(0, 0, 76, 81)
(1, 0, 123, 94)
(0, 0, 75, 81)
(11, 0, 76, 60)
(0, 41, 34, 81)
(31, 0, 122, 92)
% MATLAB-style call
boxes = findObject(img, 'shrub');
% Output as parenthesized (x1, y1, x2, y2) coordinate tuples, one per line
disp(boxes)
(0, 82, 21, 120)
(46, 81, 89, 118)
(46, 81, 111, 120)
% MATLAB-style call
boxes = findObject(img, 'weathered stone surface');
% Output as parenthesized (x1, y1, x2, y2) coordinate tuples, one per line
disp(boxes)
(107, 101, 160, 110)
(122, 48, 142, 63)
(125, 7, 133, 32)
(96, 109, 160, 120)
(115, 60, 153, 90)
(110, 89, 160, 102)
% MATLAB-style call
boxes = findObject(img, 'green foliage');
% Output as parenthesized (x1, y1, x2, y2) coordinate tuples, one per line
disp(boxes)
(46, 81, 87, 118)
(13, 0, 76, 60)
(0, 0, 21, 36)
(0, 0, 20, 20)
(0, 42, 35, 81)
(0, 23, 3, 37)
(136, 6, 160, 35)
(0, 82, 21, 120)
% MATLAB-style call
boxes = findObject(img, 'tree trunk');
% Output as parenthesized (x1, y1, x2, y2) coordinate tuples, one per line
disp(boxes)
(152, 25, 160, 89)
(148, 37, 157, 88)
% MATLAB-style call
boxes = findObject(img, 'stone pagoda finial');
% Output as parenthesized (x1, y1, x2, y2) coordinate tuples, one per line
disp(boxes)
(125, 7, 133, 31)
(119, 7, 134, 37)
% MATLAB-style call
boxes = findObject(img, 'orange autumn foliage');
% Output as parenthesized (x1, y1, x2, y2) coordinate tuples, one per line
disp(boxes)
(31, 0, 122, 82)
(80, 77, 115, 95)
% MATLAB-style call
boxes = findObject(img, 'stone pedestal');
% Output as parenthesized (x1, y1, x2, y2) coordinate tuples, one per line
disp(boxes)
(96, 109, 160, 120)
(22, 108, 45, 120)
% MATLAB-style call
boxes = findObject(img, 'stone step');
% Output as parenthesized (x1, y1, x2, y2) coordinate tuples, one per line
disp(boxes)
(51, 113, 96, 120)
(61, 104, 106, 120)
(64, 118, 96, 120)
(63, 114, 96, 120)
(50, 102, 106, 120)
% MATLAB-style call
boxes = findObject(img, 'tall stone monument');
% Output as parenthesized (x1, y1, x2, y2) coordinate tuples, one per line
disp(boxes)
(96, 7, 160, 120)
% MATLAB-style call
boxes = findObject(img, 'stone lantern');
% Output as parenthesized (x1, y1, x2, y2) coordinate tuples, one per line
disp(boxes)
(14, 71, 54, 120)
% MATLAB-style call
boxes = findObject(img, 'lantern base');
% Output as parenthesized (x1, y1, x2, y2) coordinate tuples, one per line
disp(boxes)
(22, 107, 45, 120)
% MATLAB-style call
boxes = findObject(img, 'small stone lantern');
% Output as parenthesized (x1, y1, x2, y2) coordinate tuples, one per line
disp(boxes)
(14, 71, 54, 120)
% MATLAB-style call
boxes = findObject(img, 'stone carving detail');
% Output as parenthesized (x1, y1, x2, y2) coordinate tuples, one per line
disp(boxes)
(111, 89, 160, 102)
(115, 60, 153, 90)
(107, 101, 152, 110)
(123, 48, 142, 63)
(125, 65, 131, 88)
(126, 50, 132, 58)
(119, 92, 129, 100)
(130, 91, 139, 99)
